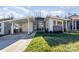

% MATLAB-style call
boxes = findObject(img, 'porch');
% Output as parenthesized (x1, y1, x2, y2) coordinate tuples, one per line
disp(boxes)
(35, 17, 64, 33)
(65, 19, 79, 32)
(10, 17, 34, 35)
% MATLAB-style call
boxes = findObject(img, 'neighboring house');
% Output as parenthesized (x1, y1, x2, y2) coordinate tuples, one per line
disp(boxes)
(0, 17, 21, 35)
(69, 15, 79, 31)
(0, 17, 13, 35)
(64, 15, 79, 31)
(0, 15, 79, 35)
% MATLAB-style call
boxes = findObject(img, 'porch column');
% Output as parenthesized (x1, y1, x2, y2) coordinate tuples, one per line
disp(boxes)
(72, 20, 74, 30)
(11, 22, 14, 34)
(75, 20, 77, 31)
(56, 20, 57, 25)
(62, 21, 64, 31)
(66, 21, 68, 31)
(28, 18, 30, 34)
(48, 19, 53, 32)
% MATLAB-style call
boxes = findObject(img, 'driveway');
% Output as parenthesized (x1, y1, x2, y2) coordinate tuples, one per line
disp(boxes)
(0, 33, 29, 51)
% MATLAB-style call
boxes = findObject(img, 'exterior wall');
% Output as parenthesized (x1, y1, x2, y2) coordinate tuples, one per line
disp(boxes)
(48, 19, 53, 32)
(4, 22, 11, 34)
(21, 23, 28, 32)
(67, 21, 71, 31)
(29, 21, 33, 33)
(21, 21, 33, 33)
(0, 22, 4, 35)
(47, 18, 63, 32)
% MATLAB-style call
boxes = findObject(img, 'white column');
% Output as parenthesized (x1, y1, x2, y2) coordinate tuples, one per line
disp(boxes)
(56, 20, 57, 25)
(72, 20, 74, 30)
(48, 19, 53, 32)
(11, 22, 14, 34)
(28, 18, 30, 34)
(75, 20, 77, 31)
(62, 21, 64, 31)
(66, 21, 68, 31)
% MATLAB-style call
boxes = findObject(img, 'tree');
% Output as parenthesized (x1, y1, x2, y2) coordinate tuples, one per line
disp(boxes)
(73, 13, 77, 16)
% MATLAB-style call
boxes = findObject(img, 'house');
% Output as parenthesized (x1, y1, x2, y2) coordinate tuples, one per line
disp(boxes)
(0, 17, 13, 35)
(12, 16, 64, 34)
(45, 16, 64, 32)
(0, 15, 79, 35)
(35, 16, 64, 32)
(13, 17, 34, 34)
(69, 15, 79, 31)
(0, 17, 22, 35)
(64, 15, 79, 31)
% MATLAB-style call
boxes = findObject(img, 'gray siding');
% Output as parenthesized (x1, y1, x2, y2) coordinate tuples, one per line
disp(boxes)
(4, 22, 11, 34)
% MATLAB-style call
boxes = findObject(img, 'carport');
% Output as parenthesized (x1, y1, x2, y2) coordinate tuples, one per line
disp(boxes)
(11, 17, 35, 35)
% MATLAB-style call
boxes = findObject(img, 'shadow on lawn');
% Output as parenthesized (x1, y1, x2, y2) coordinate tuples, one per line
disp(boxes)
(35, 32, 79, 47)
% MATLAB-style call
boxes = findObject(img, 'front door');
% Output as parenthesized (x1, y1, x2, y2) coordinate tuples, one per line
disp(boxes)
(35, 17, 45, 32)
(37, 21, 45, 32)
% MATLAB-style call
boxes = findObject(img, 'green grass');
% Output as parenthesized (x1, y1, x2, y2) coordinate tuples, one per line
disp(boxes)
(24, 32, 79, 52)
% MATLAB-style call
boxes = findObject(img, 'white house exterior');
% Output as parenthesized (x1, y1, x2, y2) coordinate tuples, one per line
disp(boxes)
(46, 16, 64, 32)
(1, 15, 79, 35)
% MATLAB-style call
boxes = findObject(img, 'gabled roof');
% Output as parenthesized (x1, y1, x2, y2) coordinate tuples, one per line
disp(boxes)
(14, 16, 35, 24)
(0, 17, 13, 21)
(69, 15, 79, 19)
(46, 16, 64, 20)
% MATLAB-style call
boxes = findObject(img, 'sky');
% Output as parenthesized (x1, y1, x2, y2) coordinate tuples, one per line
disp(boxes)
(0, 6, 79, 19)
(31, 6, 79, 17)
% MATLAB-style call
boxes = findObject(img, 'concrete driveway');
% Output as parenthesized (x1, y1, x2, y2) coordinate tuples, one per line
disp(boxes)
(0, 33, 32, 51)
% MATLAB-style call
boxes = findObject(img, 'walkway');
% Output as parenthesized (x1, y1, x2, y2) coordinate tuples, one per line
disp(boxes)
(0, 32, 36, 52)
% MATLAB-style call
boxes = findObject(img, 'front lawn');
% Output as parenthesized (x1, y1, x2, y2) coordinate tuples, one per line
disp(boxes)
(24, 32, 79, 52)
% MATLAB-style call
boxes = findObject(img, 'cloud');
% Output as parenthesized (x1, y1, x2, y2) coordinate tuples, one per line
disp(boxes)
(51, 10, 63, 14)
(7, 6, 30, 16)
(16, 6, 30, 13)
(50, 10, 64, 16)
(0, 6, 31, 19)
(32, 10, 48, 17)
(40, 10, 48, 17)
(60, 6, 79, 9)
(10, 11, 24, 18)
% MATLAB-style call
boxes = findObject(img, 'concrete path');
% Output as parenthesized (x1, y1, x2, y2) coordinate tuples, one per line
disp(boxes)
(0, 32, 36, 52)
(1, 38, 32, 52)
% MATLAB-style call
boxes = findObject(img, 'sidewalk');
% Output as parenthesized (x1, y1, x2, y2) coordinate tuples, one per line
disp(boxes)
(1, 38, 32, 52)
(1, 32, 36, 52)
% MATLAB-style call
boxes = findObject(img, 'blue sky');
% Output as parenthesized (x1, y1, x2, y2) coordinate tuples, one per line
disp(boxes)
(31, 6, 79, 17)
(0, 6, 79, 19)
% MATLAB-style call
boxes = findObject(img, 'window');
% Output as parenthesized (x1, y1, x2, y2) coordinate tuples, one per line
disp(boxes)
(57, 21, 62, 25)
